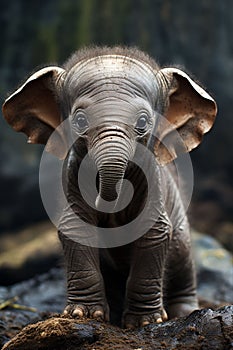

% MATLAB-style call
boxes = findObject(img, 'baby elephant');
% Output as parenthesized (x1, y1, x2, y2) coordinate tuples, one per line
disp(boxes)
(2, 47, 217, 328)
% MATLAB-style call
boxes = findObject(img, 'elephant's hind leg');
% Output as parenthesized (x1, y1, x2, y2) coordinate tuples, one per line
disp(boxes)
(164, 223, 198, 319)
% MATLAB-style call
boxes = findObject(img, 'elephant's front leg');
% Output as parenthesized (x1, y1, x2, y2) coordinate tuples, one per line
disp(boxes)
(58, 231, 109, 321)
(123, 219, 171, 328)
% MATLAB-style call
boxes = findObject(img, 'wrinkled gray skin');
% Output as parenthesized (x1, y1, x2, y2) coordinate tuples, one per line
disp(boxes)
(2, 47, 217, 328)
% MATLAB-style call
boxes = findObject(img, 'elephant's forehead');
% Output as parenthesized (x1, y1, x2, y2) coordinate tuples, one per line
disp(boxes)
(65, 55, 158, 102)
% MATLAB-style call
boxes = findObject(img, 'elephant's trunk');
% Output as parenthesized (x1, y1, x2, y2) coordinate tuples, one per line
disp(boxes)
(90, 126, 134, 212)
(96, 164, 126, 211)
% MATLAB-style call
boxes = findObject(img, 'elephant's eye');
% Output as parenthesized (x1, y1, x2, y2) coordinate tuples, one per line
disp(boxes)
(73, 112, 89, 132)
(135, 113, 149, 133)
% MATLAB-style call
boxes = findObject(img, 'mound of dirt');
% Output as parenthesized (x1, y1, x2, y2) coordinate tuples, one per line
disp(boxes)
(2, 306, 233, 350)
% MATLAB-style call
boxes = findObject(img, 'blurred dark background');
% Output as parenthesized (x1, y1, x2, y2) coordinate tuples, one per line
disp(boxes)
(0, 0, 232, 281)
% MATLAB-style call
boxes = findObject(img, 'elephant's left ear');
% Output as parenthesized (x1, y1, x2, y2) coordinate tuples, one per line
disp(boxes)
(154, 68, 217, 165)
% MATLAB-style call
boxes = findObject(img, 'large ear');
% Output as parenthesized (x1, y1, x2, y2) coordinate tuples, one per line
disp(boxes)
(154, 68, 217, 165)
(2, 66, 68, 159)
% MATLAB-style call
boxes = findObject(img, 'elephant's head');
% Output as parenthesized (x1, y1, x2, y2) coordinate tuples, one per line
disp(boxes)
(2, 47, 217, 211)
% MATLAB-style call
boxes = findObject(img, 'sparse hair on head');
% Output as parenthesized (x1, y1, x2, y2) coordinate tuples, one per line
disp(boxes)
(63, 46, 160, 72)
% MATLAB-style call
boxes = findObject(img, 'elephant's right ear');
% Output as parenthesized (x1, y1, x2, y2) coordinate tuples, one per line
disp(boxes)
(2, 67, 68, 159)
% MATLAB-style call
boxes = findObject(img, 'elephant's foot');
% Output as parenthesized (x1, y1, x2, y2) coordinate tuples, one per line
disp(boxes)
(63, 303, 110, 322)
(167, 301, 198, 319)
(123, 307, 168, 329)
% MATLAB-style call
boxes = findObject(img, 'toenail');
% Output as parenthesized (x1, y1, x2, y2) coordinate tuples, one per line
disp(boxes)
(73, 308, 84, 317)
(93, 310, 103, 318)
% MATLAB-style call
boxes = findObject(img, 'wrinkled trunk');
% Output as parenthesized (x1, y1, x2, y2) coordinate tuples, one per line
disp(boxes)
(96, 163, 126, 212)
(90, 126, 134, 212)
